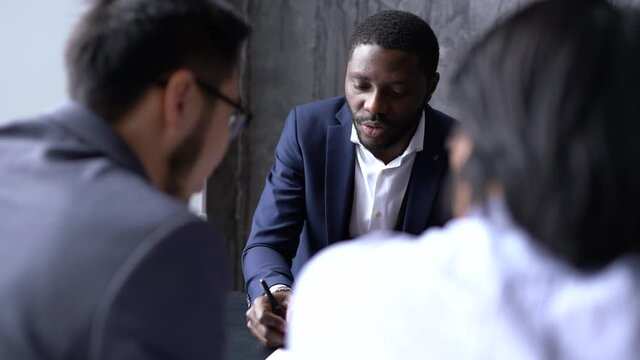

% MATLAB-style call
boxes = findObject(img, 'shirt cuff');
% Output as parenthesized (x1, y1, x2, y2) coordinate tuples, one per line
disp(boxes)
(269, 284, 292, 293)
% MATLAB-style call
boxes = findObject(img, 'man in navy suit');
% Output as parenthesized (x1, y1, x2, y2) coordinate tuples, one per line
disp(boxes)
(0, 0, 249, 359)
(243, 10, 455, 347)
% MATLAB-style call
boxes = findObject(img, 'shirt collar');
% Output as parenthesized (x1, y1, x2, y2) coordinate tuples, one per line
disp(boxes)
(47, 102, 148, 179)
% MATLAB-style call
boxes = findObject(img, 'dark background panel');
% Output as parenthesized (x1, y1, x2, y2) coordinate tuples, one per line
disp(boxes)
(208, 0, 640, 290)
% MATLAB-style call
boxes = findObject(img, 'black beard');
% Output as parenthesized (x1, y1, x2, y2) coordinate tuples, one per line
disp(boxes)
(165, 108, 212, 199)
(350, 107, 423, 152)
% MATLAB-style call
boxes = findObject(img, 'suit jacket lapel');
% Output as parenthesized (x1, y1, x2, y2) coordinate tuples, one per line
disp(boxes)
(401, 106, 448, 234)
(325, 103, 355, 244)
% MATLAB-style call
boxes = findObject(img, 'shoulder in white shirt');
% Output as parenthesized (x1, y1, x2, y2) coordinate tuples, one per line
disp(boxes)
(288, 197, 640, 360)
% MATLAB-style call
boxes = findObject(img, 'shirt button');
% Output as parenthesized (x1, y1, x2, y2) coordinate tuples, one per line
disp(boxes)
(374, 211, 381, 218)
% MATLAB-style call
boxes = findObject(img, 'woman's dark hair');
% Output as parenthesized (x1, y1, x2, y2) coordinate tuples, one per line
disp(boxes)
(453, 0, 640, 269)
(65, 0, 250, 124)
(348, 10, 439, 78)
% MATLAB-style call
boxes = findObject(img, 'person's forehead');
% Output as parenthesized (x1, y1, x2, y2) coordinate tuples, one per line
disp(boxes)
(347, 44, 423, 80)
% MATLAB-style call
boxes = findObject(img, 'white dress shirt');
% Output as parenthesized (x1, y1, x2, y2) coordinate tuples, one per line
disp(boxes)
(288, 197, 640, 360)
(268, 115, 426, 293)
(349, 114, 425, 237)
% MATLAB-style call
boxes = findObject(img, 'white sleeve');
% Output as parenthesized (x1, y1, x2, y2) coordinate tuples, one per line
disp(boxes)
(287, 243, 359, 359)
(286, 231, 410, 359)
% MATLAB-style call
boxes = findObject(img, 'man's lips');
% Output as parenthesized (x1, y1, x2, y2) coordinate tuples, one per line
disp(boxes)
(359, 123, 387, 137)
(358, 120, 387, 128)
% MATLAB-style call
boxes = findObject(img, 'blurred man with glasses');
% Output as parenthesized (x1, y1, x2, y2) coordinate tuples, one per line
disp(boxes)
(0, 0, 249, 359)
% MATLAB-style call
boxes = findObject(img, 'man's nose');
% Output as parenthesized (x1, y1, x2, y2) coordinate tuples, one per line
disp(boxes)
(363, 90, 388, 114)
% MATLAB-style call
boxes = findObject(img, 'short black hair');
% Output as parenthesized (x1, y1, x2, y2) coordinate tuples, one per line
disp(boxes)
(347, 10, 439, 77)
(65, 0, 250, 124)
(453, 0, 640, 269)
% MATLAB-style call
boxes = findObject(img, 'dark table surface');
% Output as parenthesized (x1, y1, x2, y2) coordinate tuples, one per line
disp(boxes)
(226, 291, 275, 360)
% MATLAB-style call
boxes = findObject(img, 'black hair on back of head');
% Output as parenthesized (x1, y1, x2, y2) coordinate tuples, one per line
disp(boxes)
(65, 0, 250, 124)
(453, 0, 640, 269)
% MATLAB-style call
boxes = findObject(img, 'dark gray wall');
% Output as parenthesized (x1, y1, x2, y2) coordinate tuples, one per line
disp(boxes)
(208, 0, 640, 290)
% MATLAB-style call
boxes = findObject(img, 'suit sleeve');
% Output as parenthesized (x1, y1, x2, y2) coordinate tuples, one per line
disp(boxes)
(93, 220, 228, 360)
(242, 107, 307, 301)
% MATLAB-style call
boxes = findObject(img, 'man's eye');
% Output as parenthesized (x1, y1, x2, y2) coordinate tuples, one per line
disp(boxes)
(389, 88, 407, 97)
(353, 83, 370, 91)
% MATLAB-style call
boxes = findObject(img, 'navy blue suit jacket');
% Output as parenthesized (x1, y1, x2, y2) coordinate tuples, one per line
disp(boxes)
(0, 104, 227, 359)
(242, 96, 456, 300)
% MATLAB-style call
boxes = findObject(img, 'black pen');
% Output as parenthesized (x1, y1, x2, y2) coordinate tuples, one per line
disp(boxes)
(259, 279, 286, 319)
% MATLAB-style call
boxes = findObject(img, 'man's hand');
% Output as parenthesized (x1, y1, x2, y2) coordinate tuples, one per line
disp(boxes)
(246, 290, 292, 348)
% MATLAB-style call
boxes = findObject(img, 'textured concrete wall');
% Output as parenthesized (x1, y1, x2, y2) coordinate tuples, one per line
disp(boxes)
(209, 0, 640, 290)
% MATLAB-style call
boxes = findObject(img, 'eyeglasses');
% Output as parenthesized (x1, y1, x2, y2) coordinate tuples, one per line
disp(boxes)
(196, 79, 251, 140)
(195, 79, 251, 140)
(156, 78, 251, 140)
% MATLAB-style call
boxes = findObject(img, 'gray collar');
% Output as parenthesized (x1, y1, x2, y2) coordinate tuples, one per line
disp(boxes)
(48, 102, 148, 179)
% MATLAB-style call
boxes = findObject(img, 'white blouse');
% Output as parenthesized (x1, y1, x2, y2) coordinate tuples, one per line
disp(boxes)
(288, 197, 640, 360)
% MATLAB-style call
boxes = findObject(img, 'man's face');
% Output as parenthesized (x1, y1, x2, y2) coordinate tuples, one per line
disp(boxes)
(167, 72, 239, 200)
(345, 44, 433, 162)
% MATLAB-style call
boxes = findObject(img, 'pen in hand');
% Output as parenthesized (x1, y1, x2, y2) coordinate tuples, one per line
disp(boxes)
(259, 279, 286, 319)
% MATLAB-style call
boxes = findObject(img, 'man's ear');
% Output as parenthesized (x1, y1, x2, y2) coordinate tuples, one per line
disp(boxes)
(426, 72, 440, 102)
(160, 69, 203, 144)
